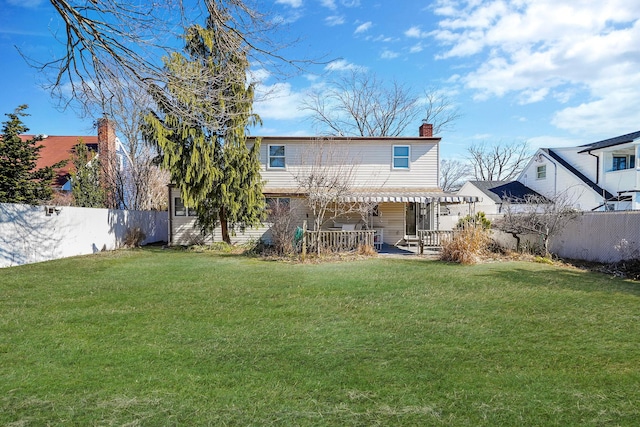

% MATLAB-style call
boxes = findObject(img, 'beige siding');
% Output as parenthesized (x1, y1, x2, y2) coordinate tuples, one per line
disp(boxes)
(258, 137, 439, 191)
(169, 188, 313, 246)
(372, 203, 405, 245)
(170, 135, 442, 246)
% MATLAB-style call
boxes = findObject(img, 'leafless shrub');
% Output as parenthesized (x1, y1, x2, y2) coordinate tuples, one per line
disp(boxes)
(266, 199, 297, 256)
(494, 192, 579, 257)
(440, 225, 491, 265)
(356, 244, 377, 256)
(123, 227, 146, 247)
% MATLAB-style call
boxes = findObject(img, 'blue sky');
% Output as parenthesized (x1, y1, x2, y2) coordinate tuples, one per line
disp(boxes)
(1, 0, 640, 159)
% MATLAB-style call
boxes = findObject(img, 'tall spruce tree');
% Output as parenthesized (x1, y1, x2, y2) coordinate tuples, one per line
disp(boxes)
(0, 105, 61, 204)
(70, 141, 106, 208)
(144, 13, 263, 244)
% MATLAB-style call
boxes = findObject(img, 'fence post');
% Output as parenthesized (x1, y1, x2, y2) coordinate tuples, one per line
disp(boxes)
(301, 220, 307, 260)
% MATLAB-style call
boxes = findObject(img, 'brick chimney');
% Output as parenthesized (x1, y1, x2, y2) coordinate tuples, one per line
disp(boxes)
(419, 122, 433, 137)
(97, 116, 117, 208)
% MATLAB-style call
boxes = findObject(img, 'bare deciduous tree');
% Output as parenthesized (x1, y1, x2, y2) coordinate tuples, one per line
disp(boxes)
(422, 88, 463, 135)
(494, 193, 579, 257)
(440, 159, 471, 192)
(80, 76, 169, 210)
(467, 140, 531, 181)
(292, 138, 383, 253)
(294, 138, 359, 233)
(301, 70, 460, 137)
(26, 1, 300, 130)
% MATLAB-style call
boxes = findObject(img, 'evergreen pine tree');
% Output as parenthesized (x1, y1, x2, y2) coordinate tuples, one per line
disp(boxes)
(0, 105, 61, 204)
(145, 14, 263, 244)
(70, 141, 106, 208)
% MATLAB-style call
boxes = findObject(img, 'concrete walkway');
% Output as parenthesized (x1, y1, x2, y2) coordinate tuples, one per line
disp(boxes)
(377, 243, 440, 258)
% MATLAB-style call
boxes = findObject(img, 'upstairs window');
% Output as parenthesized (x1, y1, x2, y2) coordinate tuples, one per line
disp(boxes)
(612, 155, 635, 171)
(536, 165, 546, 179)
(393, 145, 410, 169)
(268, 145, 286, 169)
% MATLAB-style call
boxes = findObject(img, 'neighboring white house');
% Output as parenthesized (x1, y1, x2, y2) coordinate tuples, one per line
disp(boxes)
(520, 130, 640, 211)
(458, 130, 640, 214)
(169, 123, 476, 247)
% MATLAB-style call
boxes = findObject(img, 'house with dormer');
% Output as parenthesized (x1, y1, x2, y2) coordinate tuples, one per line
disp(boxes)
(519, 130, 640, 211)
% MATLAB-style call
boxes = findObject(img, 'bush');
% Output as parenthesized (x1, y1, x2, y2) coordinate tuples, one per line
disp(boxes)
(440, 225, 491, 265)
(456, 211, 491, 230)
(266, 200, 297, 256)
(123, 227, 146, 248)
(356, 244, 377, 256)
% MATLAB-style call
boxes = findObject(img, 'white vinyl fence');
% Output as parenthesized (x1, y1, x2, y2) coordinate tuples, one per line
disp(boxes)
(0, 203, 168, 268)
(487, 211, 640, 263)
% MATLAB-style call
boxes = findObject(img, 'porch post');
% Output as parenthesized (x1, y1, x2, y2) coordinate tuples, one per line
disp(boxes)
(302, 220, 307, 260)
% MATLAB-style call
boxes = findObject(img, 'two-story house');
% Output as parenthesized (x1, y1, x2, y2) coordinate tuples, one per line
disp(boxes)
(519, 130, 640, 211)
(168, 124, 474, 247)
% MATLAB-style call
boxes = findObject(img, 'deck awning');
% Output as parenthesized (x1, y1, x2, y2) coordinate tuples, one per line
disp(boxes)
(338, 193, 478, 203)
(264, 187, 479, 203)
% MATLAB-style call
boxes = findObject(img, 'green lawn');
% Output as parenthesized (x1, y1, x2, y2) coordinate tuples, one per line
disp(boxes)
(1, 249, 639, 426)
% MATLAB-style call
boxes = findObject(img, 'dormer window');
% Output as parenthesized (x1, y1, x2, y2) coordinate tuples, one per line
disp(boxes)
(612, 154, 635, 171)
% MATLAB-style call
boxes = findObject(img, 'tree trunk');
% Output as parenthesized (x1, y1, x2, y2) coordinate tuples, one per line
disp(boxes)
(219, 206, 231, 244)
(510, 233, 521, 252)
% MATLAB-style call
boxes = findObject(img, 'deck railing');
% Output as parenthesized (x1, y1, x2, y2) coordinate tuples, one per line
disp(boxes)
(417, 230, 458, 254)
(305, 230, 375, 253)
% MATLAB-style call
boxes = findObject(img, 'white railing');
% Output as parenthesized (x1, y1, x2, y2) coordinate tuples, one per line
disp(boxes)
(305, 230, 375, 253)
(417, 230, 458, 254)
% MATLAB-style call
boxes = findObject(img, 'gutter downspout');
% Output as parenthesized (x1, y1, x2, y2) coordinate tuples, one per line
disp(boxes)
(167, 184, 173, 246)
(586, 150, 610, 207)
(586, 151, 599, 184)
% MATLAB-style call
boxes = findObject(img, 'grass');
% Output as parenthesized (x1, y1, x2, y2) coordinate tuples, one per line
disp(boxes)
(1, 249, 639, 426)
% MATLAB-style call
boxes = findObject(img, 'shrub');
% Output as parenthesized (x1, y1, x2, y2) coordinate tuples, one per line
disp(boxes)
(356, 244, 377, 256)
(266, 200, 297, 256)
(440, 225, 491, 265)
(123, 227, 146, 248)
(456, 211, 491, 230)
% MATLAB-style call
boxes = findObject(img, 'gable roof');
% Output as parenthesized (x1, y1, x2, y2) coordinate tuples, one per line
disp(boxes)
(577, 130, 640, 153)
(21, 135, 98, 188)
(542, 149, 615, 200)
(468, 180, 543, 204)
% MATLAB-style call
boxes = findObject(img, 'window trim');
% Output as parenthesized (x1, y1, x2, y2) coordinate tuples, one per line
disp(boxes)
(174, 197, 197, 217)
(612, 154, 635, 171)
(536, 164, 547, 179)
(392, 145, 411, 170)
(268, 144, 286, 170)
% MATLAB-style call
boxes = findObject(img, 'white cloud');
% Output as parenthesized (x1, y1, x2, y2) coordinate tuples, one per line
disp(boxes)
(354, 21, 373, 34)
(253, 82, 310, 121)
(320, 0, 336, 9)
(325, 15, 345, 26)
(405, 26, 429, 39)
(429, 0, 640, 136)
(380, 49, 400, 59)
(409, 43, 424, 54)
(518, 88, 549, 105)
(324, 59, 366, 72)
(276, 0, 303, 7)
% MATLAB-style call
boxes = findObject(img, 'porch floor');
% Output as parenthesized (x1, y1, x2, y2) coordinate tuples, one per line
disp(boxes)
(377, 243, 440, 257)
